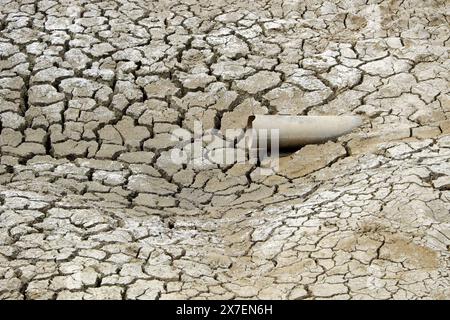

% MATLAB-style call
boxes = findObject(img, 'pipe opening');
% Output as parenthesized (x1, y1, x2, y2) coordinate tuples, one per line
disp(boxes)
(246, 115, 255, 129)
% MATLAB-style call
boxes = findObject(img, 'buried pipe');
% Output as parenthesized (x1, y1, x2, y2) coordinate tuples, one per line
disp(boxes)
(246, 115, 362, 150)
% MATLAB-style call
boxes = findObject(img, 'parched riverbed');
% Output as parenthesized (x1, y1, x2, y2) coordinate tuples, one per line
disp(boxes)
(0, 0, 449, 299)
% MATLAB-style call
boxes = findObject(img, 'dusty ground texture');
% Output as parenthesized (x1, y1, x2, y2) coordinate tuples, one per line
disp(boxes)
(0, 0, 449, 300)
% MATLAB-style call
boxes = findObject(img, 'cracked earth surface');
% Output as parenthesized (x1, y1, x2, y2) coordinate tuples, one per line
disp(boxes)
(0, 0, 449, 300)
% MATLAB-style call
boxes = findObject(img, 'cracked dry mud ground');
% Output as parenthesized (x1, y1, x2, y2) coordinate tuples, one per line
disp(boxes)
(0, 0, 449, 300)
